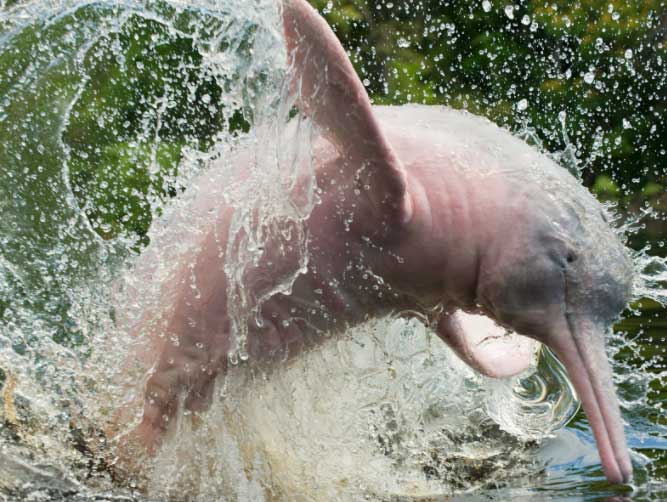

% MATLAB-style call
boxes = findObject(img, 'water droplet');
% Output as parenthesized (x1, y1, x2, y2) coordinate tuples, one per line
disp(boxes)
(516, 98, 528, 111)
(521, 15, 530, 26)
(504, 5, 514, 19)
(583, 71, 595, 84)
(625, 49, 633, 59)
(362, 78, 370, 87)
(482, 0, 492, 12)
(397, 38, 410, 48)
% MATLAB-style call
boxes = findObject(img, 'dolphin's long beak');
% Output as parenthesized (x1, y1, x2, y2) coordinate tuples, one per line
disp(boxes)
(549, 316, 633, 484)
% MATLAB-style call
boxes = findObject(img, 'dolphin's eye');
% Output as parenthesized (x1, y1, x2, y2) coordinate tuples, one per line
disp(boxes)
(566, 251, 577, 264)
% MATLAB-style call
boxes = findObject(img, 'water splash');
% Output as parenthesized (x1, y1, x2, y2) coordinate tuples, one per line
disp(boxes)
(141, 316, 578, 500)
(633, 249, 667, 307)
(485, 346, 579, 440)
(0, 0, 300, 497)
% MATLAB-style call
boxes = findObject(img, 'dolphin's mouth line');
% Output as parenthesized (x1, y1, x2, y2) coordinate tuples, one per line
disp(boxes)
(476, 330, 514, 347)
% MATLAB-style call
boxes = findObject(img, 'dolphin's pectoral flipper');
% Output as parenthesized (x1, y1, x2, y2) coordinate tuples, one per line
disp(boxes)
(282, 0, 413, 230)
(436, 311, 537, 379)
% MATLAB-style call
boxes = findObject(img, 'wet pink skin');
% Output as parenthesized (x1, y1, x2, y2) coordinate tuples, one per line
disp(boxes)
(121, 0, 634, 485)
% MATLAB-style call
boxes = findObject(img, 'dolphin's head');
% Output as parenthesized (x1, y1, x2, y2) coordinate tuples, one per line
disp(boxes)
(476, 186, 635, 484)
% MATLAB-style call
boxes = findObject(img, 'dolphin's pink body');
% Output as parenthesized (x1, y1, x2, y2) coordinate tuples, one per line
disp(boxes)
(122, 0, 635, 486)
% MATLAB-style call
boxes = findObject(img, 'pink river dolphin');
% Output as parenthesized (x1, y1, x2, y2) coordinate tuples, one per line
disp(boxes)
(118, 0, 635, 486)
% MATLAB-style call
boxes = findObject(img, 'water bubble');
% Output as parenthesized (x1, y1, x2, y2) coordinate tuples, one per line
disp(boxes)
(625, 49, 634, 59)
(521, 15, 530, 26)
(516, 98, 528, 111)
(397, 38, 410, 48)
(583, 71, 595, 84)
(482, 0, 492, 12)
